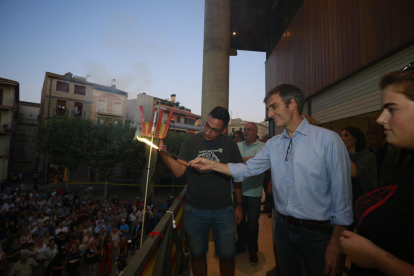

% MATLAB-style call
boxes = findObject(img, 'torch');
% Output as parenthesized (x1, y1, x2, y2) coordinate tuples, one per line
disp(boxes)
(135, 136, 190, 163)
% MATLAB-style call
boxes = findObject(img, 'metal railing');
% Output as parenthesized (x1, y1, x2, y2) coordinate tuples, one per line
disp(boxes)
(96, 106, 122, 116)
(17, 118, 39, 125)
(15, 133, 28, 141)
(121, 186, 190, 276)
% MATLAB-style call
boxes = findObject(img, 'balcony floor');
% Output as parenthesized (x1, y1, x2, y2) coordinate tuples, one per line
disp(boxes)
(196, 212, 275, 276)
(193, 212, 350, 276)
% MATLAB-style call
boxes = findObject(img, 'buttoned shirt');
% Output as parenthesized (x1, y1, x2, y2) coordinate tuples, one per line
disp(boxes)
(228, 119, 353, 226)
(237, 139, 265, 197)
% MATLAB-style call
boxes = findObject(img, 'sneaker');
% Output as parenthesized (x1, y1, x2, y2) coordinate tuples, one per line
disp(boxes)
(249, 253, 258, 266)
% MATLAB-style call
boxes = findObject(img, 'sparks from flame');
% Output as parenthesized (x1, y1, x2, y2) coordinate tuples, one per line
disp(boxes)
(136, 136, 159, 149)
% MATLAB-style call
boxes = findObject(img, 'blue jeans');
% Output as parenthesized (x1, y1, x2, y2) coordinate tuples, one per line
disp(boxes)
(183, 204, 236, 259)
(274, 214, 332, 276)
(235, 195, 261, 253)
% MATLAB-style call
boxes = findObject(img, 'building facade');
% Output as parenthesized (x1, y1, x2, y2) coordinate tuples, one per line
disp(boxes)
(0, 78, 19, 182)
(126, 93, 201, 135)
(10, 101, 40, 178)
(229, 118, 269, 139)
(38, 72, 128, 182)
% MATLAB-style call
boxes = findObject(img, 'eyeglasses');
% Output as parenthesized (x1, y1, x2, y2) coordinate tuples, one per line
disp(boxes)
(285, 138, 293, 161)
(401, 61, 414, 72)
(203, 122, 222, 134)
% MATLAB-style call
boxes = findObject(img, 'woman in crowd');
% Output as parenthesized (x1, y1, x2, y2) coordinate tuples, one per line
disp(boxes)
(340, 67, 414, 275)
(43, 238, 58, 276)
(340, 126, 377, 210)
(66, 243, 83, 276)
(118, 236, 128, 259)
(86, 239, 100, 276)
(100, 235, 114, 276)
(19, 229, 32, 248)
(232, 130, 244, 143)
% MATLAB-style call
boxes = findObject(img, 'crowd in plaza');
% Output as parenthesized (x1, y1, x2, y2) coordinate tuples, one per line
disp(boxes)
(0, 186, 169, 276)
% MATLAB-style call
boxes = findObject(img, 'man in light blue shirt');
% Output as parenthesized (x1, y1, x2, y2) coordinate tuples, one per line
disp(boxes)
(190, 84, 353, 276)
(235, 122, 265, 266)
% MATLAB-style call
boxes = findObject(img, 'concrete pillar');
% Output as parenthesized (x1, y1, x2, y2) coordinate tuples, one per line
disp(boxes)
(201, 0, 231, 122)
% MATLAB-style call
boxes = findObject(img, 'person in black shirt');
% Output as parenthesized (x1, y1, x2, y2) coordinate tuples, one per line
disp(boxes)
(340, 67, 414, 275)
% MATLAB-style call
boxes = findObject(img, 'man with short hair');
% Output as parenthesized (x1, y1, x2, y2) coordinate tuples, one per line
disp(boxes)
(191, 85, 353, 276)
(159, 106, 243, 276)
(234, 122, 265, 266)
(9, 252, 38, 276)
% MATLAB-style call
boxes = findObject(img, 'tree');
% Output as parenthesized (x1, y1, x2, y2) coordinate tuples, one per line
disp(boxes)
(36, 116, 146, 186)
(36, 116, 95, 179)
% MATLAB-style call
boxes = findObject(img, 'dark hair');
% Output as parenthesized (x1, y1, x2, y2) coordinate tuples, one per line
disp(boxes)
(263, 84, 304, 114)
(379, 71, 414, 101)
(208, 106, 230, 127)
(232, 131, 244, 141)
(342, 126, 367, 152)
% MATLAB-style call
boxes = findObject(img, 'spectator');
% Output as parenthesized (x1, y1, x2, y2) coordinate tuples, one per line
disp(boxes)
(100, 235, 114, 276)
(85, 240, 100, 276)
(43, 238, 58, 276)
(9, 251, 38, 276)
(66, 243, 83, 276)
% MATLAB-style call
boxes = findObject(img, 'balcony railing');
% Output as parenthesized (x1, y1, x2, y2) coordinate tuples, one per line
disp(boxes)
(0, 122, 12, 133)
(0, 97, 15, 107)
(122, 187, 190, 275)
(96, 106, 122, 116)
(15, 133, 28, 141)
(17, 118, 39, 125)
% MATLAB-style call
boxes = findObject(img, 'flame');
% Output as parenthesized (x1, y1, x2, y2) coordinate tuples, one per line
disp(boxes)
(136, 136, 159, 149)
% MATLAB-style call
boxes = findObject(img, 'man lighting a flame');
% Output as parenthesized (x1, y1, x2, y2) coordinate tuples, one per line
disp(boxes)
(158, 106, 243, 276)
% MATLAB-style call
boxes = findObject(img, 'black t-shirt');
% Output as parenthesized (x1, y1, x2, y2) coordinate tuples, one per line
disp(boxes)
(179, 132, 243, 210)
(85, 247, 99, 265)
(50, 252, 66, 276)
(351, 162, 414, 276)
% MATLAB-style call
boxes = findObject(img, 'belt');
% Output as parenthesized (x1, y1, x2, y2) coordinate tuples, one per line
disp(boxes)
(279, 214, 333, 234)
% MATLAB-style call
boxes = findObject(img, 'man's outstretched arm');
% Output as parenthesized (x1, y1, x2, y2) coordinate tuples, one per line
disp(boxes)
(158, 140, 188, 177)
(190, 158, 232, 176)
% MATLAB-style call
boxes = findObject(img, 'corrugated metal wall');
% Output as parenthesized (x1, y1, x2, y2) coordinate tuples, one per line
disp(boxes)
(311, 45, 414, 123)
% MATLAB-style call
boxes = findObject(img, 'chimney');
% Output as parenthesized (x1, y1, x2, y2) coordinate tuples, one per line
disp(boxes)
(171, 94, 176, 103)
(64, 72, 73, 79)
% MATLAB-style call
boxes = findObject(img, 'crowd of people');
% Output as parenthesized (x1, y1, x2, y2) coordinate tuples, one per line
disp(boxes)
(0, 187, 169, 276)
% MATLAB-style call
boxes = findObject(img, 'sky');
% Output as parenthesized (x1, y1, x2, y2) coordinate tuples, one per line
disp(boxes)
(0, 0, 267, 123)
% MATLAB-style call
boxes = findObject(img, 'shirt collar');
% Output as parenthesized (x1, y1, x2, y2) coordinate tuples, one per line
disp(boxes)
(243, 139, 260, 146)
(281, 117, 310, 139)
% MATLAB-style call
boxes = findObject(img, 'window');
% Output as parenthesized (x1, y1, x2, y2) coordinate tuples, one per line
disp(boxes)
(56, 100, 66, 115)
(177, 117, 181, 123)
(232, 128, 235, 132)
(15, 145, 25, 158)
(97, 99, 106, 113)
(74, 102, 83, 117)
(185, 118, 195, 125)
(74, 85, 86, 95)
(239, 128, 242, 131)
(113, 102, 121, 115)
(56, 81, 69, 93)
(0, 89, 3, 105)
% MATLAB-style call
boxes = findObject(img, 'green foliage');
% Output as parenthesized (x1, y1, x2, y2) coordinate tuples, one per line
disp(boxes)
(36, 116, 146, 180)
